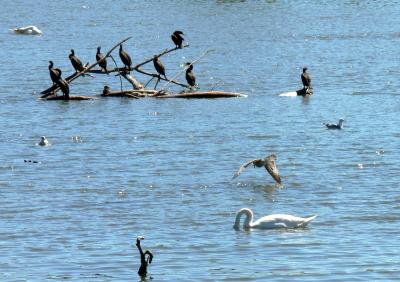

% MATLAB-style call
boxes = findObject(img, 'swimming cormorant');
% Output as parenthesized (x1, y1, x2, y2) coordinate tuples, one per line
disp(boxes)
(119, 44, 132, 73)
(301, 67, 311, 89)
(185, 63, 196, 87)
(69, 49, 85, 75)
(96, 46, 108, 73)
(171, 30, 185, 48)
(153, 55, 167, 80)
(232, 154, 282, 184)
(136, 236, 153, 278)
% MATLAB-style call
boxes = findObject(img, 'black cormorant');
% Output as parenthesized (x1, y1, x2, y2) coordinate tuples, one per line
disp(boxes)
(69, 49, 85, 75)
(136, 237, 153, 278)
(119, 44, 132, 73)
(301, 67, 311, 89)
(185, 63, 196, 87)
(96, 46, 108, 73)
(153, 55, 167, 80)
(48, 61, 61, 86)
(54, 69, 70, 98)
(171, 30, 185, 48)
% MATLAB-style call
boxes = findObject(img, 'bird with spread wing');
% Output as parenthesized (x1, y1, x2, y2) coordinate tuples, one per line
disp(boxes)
(232, 154, 282, 184)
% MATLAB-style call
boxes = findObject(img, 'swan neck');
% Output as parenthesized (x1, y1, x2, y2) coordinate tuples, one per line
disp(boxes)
(234, 209, 253, 229)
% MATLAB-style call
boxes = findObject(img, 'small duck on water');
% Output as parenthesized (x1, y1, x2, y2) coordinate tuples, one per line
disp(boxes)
(323, 118, 344, 129)
(38, 136, 49, 146)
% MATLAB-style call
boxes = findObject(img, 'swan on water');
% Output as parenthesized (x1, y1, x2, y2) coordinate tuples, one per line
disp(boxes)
(323, 118, 344, 129)
(10, 26, 42, 35)
(232, 154, 281, 184)
(233, 208, 317, 230)
(38, 136, 49, 146)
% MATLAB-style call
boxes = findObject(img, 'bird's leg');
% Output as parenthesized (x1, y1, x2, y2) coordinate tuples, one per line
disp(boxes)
(154, 76, 160, 90)
(144, 77, 155, 88)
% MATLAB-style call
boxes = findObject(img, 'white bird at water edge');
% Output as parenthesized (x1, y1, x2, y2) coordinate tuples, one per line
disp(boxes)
(10, 25, 42, 35)
(233, 208, 317, 230)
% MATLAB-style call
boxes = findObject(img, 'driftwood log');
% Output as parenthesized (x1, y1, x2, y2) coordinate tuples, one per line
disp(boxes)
(100, 86, 245, 99)
(156, 91, 247, 99)
(45, 95, 95, 101)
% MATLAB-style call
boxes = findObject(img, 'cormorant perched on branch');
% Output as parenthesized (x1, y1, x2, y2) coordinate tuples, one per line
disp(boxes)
(48, 61, 61, 87)
(119, 43, 132, 73)
(301, 67, 311, 90)
(171, 30, 185, 48)
(136, 236, 153, 278)
(153, 55, 167, 80)
(69, 49, 85, 75)
(96, 46, 108, 73)
(185, 63, 196, 88)
(55, 69, 70, 99)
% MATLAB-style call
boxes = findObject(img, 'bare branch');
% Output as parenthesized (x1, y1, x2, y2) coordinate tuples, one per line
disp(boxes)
(160, 49, 213, 91)
(41, 36, 133, 98)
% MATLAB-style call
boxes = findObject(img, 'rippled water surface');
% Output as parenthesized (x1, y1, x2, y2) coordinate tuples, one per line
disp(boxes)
(1, 1, 400, 281)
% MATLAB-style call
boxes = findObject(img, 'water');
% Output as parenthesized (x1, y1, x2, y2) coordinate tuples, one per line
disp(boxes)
(1, 1, 400, 281)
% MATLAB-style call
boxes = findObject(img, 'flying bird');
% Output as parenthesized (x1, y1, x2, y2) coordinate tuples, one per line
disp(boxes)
(323, 118, 344, 129)
(171, 30, 185, 48)
(232, 154, 281, 184)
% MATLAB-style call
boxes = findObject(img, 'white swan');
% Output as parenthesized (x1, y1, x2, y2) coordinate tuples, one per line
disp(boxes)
(38, 136, 49, 146)
(233, 208, 317, 230)
(10, 25, 42, 35)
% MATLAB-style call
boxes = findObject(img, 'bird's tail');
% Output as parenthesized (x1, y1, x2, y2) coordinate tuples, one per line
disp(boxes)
(298, 215, 317, 227)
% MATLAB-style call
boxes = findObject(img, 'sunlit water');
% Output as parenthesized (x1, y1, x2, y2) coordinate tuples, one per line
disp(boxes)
(1, 1, 400, 281)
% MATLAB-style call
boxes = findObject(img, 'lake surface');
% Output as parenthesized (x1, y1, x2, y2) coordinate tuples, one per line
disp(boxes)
(1, 1, 400, 281)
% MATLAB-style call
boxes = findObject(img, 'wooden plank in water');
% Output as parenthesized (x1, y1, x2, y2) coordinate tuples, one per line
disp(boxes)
(156, 91, 247, 99)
